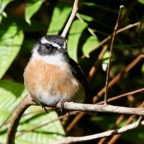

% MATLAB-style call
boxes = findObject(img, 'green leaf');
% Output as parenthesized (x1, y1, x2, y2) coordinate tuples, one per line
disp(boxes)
(16, 110, 65, 144)
(0, 80, 27, 143)
(47, 3, 72, 35)
(0, 0, 13, 12)
(82, 36, 99, 57)
(25, 0, 44, 25)
(0, 22, 24, 78)
(0, 0, 13, 23)
(78, 13, 94, 22)
(139, 0, 144, 4)
(67, 20, 87, 61)
(0, 80, 65, 143)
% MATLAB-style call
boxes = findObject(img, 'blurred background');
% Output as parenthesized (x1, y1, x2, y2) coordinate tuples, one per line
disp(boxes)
(0, 0, 144, 143)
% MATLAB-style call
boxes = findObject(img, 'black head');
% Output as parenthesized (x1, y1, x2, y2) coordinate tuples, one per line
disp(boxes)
(33, 35, 67, 56)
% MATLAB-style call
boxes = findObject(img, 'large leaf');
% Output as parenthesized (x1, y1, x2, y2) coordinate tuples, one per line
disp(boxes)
(67, 19, 87, 61)
(47, 3, 72, 35)
(0, 21, 24, 78)
(0, 80, 27, 143)
(0, 80, 65, 143)
(25, 0, 44, 25)
(16, 109, 65, 144)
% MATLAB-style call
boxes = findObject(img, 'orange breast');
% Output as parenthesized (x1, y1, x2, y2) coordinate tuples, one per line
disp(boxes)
(23, 58, 85, 106)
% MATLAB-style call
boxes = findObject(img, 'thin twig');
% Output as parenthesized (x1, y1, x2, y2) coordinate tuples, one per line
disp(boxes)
(104, 5, 124, 105)
(98, 87, 144, 104)
(61, 0, 79, 38)
(53, 117, 143, 144)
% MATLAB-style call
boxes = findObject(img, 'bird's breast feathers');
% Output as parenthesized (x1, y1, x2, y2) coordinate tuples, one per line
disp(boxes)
(24, 58, 85, 106)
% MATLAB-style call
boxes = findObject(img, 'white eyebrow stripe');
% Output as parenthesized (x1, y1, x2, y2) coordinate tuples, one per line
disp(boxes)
(40, 37, 49, 44)
(40, 37, 61, 49)
(50, 42, 61, 49)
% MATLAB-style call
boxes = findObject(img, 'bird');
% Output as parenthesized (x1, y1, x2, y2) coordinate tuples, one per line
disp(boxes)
(23, 35, 92, 111)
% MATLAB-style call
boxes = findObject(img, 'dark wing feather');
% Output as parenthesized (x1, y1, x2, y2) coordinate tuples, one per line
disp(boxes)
(69, 58, 92, 104)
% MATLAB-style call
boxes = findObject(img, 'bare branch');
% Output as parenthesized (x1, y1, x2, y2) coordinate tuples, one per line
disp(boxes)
(6, 96, 35, 144)
(104, 5, 124, 104)
(56, 102, 144, 116)
(61, 0, 79, 38)
(52, 117, 143, 144)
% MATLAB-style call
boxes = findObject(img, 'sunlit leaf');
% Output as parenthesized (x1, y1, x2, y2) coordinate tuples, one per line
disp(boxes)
(25, 0, 44, 25)
(47, 3, 72, 35)
(0, 80, 26, 143)
(0, 0, 13, 23)
(139, 0, 144, 4)
(67, 20, 87, 61)
(0, 22, 24, 78)
(82, 36, 99, 57)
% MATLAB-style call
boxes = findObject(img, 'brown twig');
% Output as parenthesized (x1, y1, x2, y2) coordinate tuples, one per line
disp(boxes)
(6, 96, 35, 144)
(53, 117, 143, 144)
(98, 87, 144, 104)
(88, 45, 108, 82)
(61, 0, 79, 38)
(104, 5, 124, 105)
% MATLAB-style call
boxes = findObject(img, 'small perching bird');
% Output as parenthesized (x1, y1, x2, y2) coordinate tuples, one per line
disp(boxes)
(23, 35, 92, 110)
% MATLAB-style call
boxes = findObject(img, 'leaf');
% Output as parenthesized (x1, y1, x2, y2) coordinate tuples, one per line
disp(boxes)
(0, 0, 13, 22)
(67, 20, 87, 61)
(0, 80, 65, 143)
(16, 110, 65, 144)
(0, 80, 27, 143)
(82, 36, 99, 57)
(0, 21, 24, 78)
(78, 13, 94, 22)
(25, 0, 44, 25)
(139, 0, 144, 4)
(47, 3, 72, 35)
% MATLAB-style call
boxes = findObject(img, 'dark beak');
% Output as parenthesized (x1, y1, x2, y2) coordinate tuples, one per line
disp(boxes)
(58, 48, 67, 53)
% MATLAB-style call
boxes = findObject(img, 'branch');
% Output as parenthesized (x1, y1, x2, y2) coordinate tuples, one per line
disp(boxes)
(6, 96, 144, 143)
(104, 5, 124, 104)
(61, 0, 79, 38)
(56, 102, 144, 116)
(52, 117, 143, 144)
(6, 96, 35, 144)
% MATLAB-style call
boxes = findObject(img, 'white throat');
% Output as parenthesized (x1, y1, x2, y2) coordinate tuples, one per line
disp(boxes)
(32, 50, 68, 65)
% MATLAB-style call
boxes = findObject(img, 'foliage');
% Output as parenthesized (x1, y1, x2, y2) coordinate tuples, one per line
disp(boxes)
(0, 0, 144, 143)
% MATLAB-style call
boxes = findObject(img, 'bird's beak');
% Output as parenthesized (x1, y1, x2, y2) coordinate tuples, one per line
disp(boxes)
(59, 48, 67, 53)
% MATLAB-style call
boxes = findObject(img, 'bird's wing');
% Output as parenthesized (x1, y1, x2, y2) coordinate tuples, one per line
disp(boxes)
(68, 58, 92, 104)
